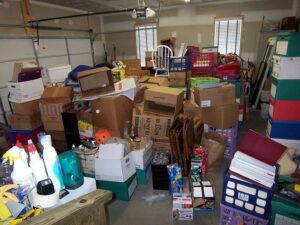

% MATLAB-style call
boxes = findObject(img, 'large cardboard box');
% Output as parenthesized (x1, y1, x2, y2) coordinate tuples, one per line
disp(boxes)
(144, 86, 184, 116)
(47, 131, 68, 153)
(91, 96, 133, 132)
(194, 83, 235, 107)
(9, 113, 42, 130)
(39, 103, 73, 116)
(202, 103, 239, 129)
(95, 153, 136, 182)
(77, 67, 114, 97)
(42, 115, 64, 131)
(41, 87, 72, 104)
(8, 78, 44, 103)
(11, 99, 40, 115)
(139, 76, 170, 88)
(132, 107, 174, 137)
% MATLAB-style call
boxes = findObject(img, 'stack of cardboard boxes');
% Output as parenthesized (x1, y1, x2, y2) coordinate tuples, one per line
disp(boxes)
(133, 86, 184, 151)
(7, 62, 45, 144)
(39, 87, 73, 152)
(194, 83, 239, 159)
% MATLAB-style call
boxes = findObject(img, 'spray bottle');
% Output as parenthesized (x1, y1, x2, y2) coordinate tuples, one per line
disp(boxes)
(28, 139, 48, 184)
(2, 145, 35, 190)
(41, 135, 65, 190)
(15, 140, 28, 164)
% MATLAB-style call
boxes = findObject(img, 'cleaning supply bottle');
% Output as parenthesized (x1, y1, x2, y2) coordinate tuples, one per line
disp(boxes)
(41, 135, 64, 190)
(15, 140, 28, 165)
(2, 146, 35, 190)
(28, 139, 48, 184)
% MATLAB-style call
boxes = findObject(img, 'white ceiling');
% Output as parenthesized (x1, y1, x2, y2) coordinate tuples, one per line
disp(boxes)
(32, 0, 268, 12)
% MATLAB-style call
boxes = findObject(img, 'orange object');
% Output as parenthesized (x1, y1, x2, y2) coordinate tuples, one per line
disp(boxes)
(94, 129, 111, 145)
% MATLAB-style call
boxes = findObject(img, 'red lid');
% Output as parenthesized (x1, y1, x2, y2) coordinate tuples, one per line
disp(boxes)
(15, 140, 24, 149)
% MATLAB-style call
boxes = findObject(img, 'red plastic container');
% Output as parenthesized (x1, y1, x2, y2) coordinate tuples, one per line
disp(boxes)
(216, 62, 240, 80)
(269, 96, 300, 121)
(192, 53, 214, 77)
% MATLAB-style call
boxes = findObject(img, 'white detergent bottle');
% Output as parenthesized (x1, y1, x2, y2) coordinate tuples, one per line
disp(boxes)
(3, 146, 35, 190)
(28, 139, 48, 184)
(41, 135, 65, 190)
(15, 140, 28, 164)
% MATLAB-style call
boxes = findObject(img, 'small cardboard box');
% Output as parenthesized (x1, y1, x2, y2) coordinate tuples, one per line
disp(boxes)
(172, 193, 193, 221)
(132, 107, 174, 137)
(11, 99, 40, 115)
(41, 87, 72, 104)
(91, 96, 133, 132)
(191, 180, 215, 211)
(194, 83, 235, 107)
(202, 103, 239, 129)
(130, 140, 153, 170)
(139, 76, 170, 88)
(144, 86, 184, 116)
(95, 151, 136, 182)
(8, 78, 44, 103)
(123, 59, 141, 71)
(41, 114, 64, 131)
(97, 174, 137, 201)
(9, 113, 42, 130)
(77, 67, 114, 97)
(169, 71, 191, 86)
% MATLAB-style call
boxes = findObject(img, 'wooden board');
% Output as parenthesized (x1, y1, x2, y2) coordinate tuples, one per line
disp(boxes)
(22, 189, 112, 225)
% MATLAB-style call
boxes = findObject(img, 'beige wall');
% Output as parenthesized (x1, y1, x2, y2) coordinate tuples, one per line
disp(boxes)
(102, 0, 295, 64)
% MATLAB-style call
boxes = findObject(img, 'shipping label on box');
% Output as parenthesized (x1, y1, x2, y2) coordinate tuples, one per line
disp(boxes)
(132, 108, 174, 137)
(144, 86, 184, 116)
(172, 193, 193, 221)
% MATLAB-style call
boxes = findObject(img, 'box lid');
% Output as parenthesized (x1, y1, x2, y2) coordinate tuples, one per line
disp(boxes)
(41, 87, 72, 104)
(77, 67, 111, 78)
(139, 76, 170, 87)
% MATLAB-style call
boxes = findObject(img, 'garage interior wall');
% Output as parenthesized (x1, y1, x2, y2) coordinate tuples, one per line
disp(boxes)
(102, 0, 295, 64)
(0, 1, 105, 123)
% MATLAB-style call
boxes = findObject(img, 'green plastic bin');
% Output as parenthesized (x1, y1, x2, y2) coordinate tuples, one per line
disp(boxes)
(136, 163, 151, 185)
(271, 76, 300, 100)
(275, 32, 300, 57)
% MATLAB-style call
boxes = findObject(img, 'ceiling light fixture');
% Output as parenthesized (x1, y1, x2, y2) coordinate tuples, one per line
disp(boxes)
(185, 0, 190, 2)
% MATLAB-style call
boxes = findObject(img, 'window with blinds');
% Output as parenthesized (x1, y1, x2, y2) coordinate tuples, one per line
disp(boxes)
(135, 24, 157, 67)
(214, 18, 242, 55)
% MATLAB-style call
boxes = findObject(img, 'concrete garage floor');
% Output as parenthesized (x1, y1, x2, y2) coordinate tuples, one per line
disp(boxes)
(106, 109, 268, 225)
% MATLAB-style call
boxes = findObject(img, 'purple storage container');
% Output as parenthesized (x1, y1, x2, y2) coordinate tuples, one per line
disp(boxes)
(220, 203, 269, 225)
(18, 68, 42, 82)
(206, 125, 238, 160)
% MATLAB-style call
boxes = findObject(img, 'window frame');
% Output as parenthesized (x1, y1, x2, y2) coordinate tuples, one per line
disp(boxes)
(214, 16, 244, 55)
(135, 23, 157, 67)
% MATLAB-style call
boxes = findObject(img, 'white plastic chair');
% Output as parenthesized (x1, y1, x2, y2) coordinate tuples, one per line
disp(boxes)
(152, 45, 173, 77)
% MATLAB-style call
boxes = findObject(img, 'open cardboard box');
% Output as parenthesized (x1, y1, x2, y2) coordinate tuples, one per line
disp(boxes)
(77, 67, 114, 97)
(139, 76, 170, 88)
(144, 86, 184, 117)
